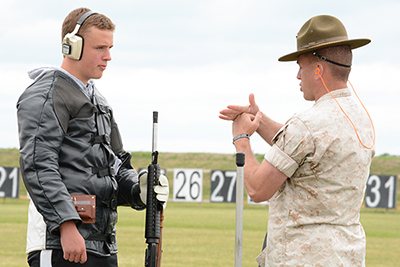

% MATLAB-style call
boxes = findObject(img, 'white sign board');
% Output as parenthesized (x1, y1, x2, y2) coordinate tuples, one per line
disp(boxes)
(173, 169, 203, 202)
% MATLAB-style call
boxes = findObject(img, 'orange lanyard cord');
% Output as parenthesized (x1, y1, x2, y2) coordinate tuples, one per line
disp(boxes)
(318, 73, 376, 149)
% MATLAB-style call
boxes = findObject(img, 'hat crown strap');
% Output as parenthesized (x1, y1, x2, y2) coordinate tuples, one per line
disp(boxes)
(312, 51, 351, 68)
(298, 36, 348, 50)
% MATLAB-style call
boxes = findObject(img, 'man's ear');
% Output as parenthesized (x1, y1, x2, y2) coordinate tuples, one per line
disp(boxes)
(314, 63, 325, 80)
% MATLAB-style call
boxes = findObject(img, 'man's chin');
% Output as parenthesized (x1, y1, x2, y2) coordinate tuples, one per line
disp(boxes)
(93, 73, 104, 80)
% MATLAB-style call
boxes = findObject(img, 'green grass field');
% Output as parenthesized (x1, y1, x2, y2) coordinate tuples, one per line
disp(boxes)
(0, 149, 399, 266)
(0, 199, 399, 267)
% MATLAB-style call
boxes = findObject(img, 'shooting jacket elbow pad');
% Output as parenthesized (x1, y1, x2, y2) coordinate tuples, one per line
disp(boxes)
(117, 151, 134, 171)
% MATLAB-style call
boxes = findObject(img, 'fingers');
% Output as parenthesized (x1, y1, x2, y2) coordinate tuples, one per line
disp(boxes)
(232, 111, 263, 137)
(61, 234, 87, 264)
(219, 106, 245, 121)
(139, 172, 170, 209)
(219, 107, 240, 116)
(64, 250, 87, 264)
(254, 111, 263, 122)
(253, 111, 263, 128)
(248, 93, 260, 115)
(219, 115, 238, 121)
(139, 172, 148, 204)
(155, 186, 169, 202)
(59, 221, 87, 263)
(158, 174, 169, 187)
(249, 93, 256, 106)
(80, 251, 87, 264)
(220, 93, 259, 121)
(155, 175, 169, 209)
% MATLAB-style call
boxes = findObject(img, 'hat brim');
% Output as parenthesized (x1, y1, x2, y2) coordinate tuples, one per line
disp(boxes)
(278, 38, 371, 62)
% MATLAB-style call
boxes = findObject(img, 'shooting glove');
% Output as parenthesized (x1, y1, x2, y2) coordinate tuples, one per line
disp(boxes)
(155, 174, 169, 209)
(139, 172, 169, 210)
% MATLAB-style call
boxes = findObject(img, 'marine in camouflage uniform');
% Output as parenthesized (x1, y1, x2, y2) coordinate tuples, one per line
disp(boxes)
(220, 15, 374, 266)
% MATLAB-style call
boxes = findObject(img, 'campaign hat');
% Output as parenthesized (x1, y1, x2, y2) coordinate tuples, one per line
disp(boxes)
(279, 15, 370, 61)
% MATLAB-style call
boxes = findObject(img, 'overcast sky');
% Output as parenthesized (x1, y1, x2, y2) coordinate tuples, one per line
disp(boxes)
(1, 0, 399, 156)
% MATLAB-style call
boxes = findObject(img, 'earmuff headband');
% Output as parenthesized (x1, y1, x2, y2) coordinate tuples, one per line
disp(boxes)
(62, 11, 98, 60)
(69, 11, 98, 36)
(77, 11, 98, 26)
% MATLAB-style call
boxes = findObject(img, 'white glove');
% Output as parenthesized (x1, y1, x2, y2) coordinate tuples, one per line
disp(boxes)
(155, 174, 169, 209)
(139, 172, 148, 205)
(139, 172, 169, 209)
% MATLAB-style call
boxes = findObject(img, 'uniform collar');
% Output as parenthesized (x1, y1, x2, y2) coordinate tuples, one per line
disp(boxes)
(316, 88, 351, 104)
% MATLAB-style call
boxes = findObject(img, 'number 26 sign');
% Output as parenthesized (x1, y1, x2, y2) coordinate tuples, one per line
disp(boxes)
(173, 169, 203, 202)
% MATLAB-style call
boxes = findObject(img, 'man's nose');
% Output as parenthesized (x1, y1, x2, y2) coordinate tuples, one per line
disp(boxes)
(104, 48, 112, 61)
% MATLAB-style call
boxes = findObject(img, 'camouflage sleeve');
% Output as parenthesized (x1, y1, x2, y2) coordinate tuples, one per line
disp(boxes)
(265, 117, 315, 178)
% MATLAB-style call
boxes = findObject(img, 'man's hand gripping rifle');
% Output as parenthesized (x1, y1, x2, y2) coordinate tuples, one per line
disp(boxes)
(141, 111, 168, 267)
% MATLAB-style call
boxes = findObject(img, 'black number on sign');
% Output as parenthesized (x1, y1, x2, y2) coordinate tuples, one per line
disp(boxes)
(189, 171, 201, 200)
(175, 171, 186, 200)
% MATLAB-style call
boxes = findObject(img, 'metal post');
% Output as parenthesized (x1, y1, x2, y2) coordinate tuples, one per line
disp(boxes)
(235, 152, 245, 267)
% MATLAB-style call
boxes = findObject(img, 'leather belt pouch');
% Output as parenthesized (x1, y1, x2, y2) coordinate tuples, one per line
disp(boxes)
(71, 194, 96, 224)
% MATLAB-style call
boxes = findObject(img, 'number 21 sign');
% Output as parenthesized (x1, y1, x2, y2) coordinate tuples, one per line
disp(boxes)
(0, 167, 20, 199)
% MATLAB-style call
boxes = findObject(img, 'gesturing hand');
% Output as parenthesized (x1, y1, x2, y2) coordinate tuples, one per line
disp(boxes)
(59, 221, 87, 264)
(232, 111, 263, 138)
(219, 93, 260, 121)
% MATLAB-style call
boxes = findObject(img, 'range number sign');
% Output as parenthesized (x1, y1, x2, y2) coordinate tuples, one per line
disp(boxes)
(365, 175, 397, 209)
(210, 170, 237, 203)
(0, 167, 20, 198)
(173, 169, 203, 202)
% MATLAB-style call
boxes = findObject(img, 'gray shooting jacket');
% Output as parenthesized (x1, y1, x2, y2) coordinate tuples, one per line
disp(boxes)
(17, 69, 145, 257)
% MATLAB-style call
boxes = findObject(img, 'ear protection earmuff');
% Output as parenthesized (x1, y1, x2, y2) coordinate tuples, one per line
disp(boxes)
(62, 11, 98, 60)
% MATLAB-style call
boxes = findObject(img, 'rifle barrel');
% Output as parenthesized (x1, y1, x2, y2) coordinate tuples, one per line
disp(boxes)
(152, 111, 158, 155)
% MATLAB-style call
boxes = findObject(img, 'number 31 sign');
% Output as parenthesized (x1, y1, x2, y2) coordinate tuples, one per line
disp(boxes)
(365, 175, 397, 209)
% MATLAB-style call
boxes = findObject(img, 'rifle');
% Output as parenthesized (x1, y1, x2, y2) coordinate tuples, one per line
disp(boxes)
(145, 111, 163, 267)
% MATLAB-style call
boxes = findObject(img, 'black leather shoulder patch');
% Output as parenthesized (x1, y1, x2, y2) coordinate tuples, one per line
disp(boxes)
(53, 74, 94, 133)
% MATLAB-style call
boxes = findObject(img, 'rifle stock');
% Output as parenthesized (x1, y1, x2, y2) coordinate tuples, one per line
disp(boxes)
(145, 112, 163, 267)
(156, 210, 164, 266)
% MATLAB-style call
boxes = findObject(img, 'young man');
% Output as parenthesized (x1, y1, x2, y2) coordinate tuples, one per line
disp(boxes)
(17, 7, 168, 267)
(220, 15, 375, 266)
